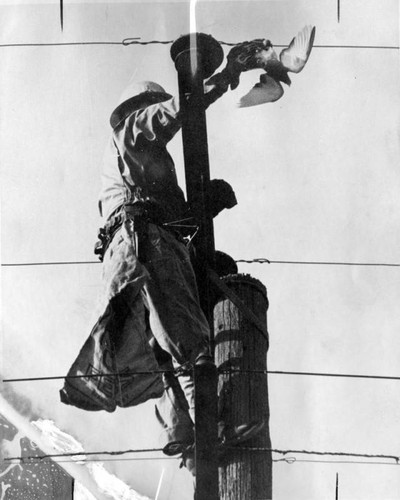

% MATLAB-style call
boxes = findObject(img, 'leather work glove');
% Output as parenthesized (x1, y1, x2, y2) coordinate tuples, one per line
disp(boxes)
(205, 39, 274, 91)
(203, 75, 230, 108)
(209, 179, 237, 218)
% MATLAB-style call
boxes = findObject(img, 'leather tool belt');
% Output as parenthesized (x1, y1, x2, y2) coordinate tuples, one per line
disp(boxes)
(94, 202, 186, 262)
(94, 203, 151, 262)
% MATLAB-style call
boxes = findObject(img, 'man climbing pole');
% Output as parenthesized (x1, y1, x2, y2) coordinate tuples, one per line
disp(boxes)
(60, 77, 262, 475)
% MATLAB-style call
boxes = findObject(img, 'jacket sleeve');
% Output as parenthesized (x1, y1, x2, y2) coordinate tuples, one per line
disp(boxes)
(127, 97, 181, 148)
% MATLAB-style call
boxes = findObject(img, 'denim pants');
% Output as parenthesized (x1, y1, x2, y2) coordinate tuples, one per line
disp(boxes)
(61, 220, 209, 447)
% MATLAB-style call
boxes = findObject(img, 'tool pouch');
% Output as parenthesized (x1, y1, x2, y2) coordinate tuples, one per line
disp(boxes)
(93, 227, 107, 261)
(124, 204, 148, 263)
(94, 202, 152, 262)
(94, 212, 124, 262)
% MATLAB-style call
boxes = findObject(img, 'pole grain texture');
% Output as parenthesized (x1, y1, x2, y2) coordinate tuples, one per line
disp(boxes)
(214, 274, 272, 500)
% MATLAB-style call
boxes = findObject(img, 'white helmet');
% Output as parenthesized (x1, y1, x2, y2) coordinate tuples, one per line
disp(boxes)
(110, 80, 172, 129)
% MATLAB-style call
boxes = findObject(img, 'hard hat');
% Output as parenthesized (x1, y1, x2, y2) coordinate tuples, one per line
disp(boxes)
(110, 80, 172, 129)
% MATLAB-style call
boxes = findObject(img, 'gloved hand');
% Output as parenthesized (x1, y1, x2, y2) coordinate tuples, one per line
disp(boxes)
(203, 75, 230, 108)
(209, 179, 237, 217)
(206, 38, 275, 91)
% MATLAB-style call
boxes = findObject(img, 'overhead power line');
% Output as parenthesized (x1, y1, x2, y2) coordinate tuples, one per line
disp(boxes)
(238, 447, 399, 463)
(2, 456, 398, 467)
(2, 456, 175, 464)
(0, 37, 398, 50)
(1, 260, 100, 267)
(4, 368, 400, 384)
(275, 457, 400, 467)
(221, 369, 400, 382)
(5, 446, 399, 464)
(2, 369, 171, 383)
(237, 259, 400, 267)
(4, 447, 164, 462)
(2, 259, 400, 268)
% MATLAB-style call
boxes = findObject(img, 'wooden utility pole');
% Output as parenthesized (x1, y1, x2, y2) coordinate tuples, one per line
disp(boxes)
(170, 33, 224, 500)
(214, 275, 272, 500)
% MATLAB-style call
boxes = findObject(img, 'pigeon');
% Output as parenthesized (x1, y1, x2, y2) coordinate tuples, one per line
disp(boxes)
(205, 38, 276, 92)
(238, 25, 316, 107)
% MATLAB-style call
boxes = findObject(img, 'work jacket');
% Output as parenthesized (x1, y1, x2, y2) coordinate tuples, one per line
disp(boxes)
(99, 96, 187, 223)
(60, 97, 210, 412)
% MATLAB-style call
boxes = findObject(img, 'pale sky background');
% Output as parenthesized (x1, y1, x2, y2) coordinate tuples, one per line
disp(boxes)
(1, 1, 400, 499)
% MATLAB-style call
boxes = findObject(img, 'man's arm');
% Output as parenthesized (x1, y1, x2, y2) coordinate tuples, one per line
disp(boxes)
(128, 96, 182, 147)
(126, 78, 229, 147)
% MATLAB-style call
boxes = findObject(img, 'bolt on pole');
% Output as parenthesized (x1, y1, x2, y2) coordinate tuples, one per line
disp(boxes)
(171, 33, 224, 500)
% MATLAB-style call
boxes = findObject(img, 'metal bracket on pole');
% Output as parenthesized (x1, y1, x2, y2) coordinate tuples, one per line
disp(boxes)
(171, 33, 223, 500)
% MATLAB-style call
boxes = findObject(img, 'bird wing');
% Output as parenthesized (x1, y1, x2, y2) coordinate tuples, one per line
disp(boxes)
(238, 74, 284, 108)
(279, 25, 316, 73)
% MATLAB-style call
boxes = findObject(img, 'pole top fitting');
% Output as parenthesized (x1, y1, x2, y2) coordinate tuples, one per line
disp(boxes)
(170, 33, 224, 79)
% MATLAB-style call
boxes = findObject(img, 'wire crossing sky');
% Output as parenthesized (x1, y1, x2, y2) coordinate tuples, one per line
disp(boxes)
(4, 445, 400, 464)
(4, 368, 400, 383)
(0, 38, 398, 49)
(2, 258, 400, 267)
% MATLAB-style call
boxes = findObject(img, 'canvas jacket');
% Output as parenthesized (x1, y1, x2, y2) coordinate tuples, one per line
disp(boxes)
(60, 97, 210, 413)
(99, 96, 188, 222)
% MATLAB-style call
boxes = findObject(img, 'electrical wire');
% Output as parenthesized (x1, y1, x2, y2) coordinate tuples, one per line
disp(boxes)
(3, 456, 398, 467)
(236, 258, 400, 267)
(2, 259, 400, 267)
(282, 458, 400, 467)
(221, 43, 399, 49)
(4, 448, 164, 462)
(2, 366, 185, 383)
(1, 260, 99, 267)
(219, 369, 400, 382)
(0, 41, 133, 48)
(0, 38, 397, 50)
(4, 368, 400, 384)
(4, 446, 399, 464)
(230, 447, 400, 463)
(2, 456, 176, 465)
